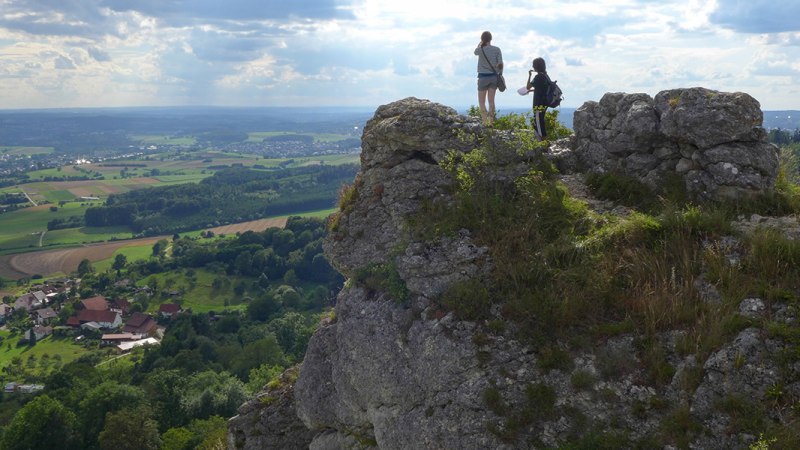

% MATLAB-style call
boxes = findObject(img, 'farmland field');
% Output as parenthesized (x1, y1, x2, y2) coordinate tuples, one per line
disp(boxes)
(0, 332, 91, 374)
(0, 146, 53, 156)
(0, 203, 121, 254)
(0, 214, 295, 279)
(139, 268, 252, 314)
(4, 151, 358, 206)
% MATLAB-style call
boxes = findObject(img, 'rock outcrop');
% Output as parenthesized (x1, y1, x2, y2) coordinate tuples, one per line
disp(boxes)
(560, 87, 779, 201)
(229, 94, 796, 450)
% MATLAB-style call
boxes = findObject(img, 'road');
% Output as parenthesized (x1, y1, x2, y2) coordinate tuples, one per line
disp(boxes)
(18, 187, 38, 206)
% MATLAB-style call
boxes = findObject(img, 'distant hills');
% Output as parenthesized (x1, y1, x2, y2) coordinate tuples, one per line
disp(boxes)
(492, 109, 798, 132)
(762, 111, 800, 130)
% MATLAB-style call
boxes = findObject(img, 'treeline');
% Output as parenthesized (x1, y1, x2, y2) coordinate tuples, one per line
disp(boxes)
(768, 128, 800, 146)
(84, 165, 357, 235)
(130, 216, 341, 291)
(0, 193, 28, 205)
(47, 216, 84, 231)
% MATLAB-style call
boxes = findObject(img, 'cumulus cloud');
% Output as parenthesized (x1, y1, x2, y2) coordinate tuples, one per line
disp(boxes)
(710, 0, 800, 33)
(87, 46, 111, 62)
(0, 0, 118, 38)
(100, 0, 353, 23)
(54, 55, 76, 69)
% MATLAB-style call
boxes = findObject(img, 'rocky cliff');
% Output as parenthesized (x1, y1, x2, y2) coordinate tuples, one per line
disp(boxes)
(229, 91, 798, 449)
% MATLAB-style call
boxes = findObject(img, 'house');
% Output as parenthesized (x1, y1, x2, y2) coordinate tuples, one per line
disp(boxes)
(14, 291, 46, 311)
(35, 307, 58, 325)
(24, 325, 53, 341)
(110, 298, 131, 315)
(117, 337, 160, 353)
(122, 312, 157, 335)
(79, 295, 109, 311)
(100, 333, 140, 345)
(158, 303, 182, 318)
(0, 304, 13, 324)
(74, 309, 121, 329)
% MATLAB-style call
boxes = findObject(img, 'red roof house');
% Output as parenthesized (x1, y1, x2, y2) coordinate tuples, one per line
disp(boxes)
(75, 310, 122, 329)
(158, 303, 182, 318)
(79, 296, 109, 311)
(123, 312, 157, 335)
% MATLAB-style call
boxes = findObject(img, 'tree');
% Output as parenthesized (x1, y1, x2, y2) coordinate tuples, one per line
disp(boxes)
(153, 239, 169, 258)
(1, 395, 80, 450)
(112, 254, 127, 277)
(78, 381, 146, 448)
(161, 427, 194, 450)
(247, 293, 280, 322)
(77, 258, 95, 277)
(179, 370, 247, 420)
(98, 407, 162, 450)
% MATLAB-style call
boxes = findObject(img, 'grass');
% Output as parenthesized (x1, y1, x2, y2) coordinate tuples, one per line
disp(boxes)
(129, 135, 197, 145)
(0, 146, 54, 156)
(245, 131, 355, 143)
(0, 331, 91, 382)
(7, 152, 359, 207)
(138, 268, 251, 314)
(92, 243, 157, 273)
(399, 119, 800, 447)
(0, 202, 134, 254)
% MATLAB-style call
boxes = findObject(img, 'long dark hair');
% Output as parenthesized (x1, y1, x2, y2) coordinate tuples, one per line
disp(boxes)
(532, 57, 546, 73)
(480, 31, 492, 47)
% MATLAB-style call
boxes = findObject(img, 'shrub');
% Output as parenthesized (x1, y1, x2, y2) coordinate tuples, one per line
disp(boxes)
(352, 263, 410, 304)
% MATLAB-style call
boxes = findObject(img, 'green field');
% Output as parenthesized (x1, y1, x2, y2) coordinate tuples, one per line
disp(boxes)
(0, 331, 91, 380)
(139, 268, 249, 314)
(129, 135, 197, 145)
(246, 131, 356, 143)
(43, 226, 135, 247)
(92, 244, 159, 273)
(0, 149, 354, 257)
(0, 202, 119, 254)
(0, 147, 54, 156)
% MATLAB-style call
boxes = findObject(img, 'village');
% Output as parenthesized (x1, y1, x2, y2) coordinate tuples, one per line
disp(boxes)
(1, 276, 184, 394)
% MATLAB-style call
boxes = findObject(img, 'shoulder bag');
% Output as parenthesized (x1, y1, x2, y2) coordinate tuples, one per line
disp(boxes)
(480, 47, 506, 92)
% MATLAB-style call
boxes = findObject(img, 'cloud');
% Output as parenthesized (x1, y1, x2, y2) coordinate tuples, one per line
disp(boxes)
(87, 46, 111, 62)
(0, 0, 118, 38)
(54, 55, 76, 69)
(100, 0, 353, 23)
(710, 0, 800, 33)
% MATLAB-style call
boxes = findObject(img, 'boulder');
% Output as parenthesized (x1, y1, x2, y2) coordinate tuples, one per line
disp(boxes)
(567, 87, 779, 201)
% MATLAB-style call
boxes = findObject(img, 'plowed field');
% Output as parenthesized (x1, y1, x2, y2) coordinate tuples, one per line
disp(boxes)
(0, 217, 288, 279)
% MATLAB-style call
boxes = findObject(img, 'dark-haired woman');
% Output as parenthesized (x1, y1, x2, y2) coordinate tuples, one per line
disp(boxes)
(474, 31, 503, 126)
(526, 57, 548, 140)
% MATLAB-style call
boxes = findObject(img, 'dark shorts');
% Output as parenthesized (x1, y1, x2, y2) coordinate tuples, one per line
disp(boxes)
(478, 75, 498, 91)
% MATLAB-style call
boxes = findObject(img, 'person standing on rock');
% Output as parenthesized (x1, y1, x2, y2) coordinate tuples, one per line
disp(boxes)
(526, 57, 548, 140)
(474, 31, 503, 126)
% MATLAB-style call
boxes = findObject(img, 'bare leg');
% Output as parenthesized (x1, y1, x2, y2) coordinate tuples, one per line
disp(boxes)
(478, 89, 488, 125)
(487, 87, 497, 124)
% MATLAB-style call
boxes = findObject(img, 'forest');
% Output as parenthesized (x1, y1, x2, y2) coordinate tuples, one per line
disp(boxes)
(84, 165, 358, 235)
(0, 216, 342, 450)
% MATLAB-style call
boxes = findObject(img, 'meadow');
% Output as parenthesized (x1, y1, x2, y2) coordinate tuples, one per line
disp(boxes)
(0, 146, 53, 156)
(0, 203, 130, 255)
(3, 151, 358, 206)
(0, 209, 333, 280)
(0, 331, 91, 378)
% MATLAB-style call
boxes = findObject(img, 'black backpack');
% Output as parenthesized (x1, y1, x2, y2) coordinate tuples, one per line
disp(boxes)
(544, 73, 563, 108)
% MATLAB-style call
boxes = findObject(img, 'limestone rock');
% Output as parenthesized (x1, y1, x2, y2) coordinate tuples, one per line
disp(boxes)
(232, 95, 795, 450)
(227, 366, 315, 450)
(567, 87, 779, 201)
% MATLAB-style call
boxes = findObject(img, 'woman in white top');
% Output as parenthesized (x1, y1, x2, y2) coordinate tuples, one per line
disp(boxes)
(474, 31, 503, 126)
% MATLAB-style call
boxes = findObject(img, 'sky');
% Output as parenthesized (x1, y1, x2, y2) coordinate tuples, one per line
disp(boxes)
(0, 0, 799, 110)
